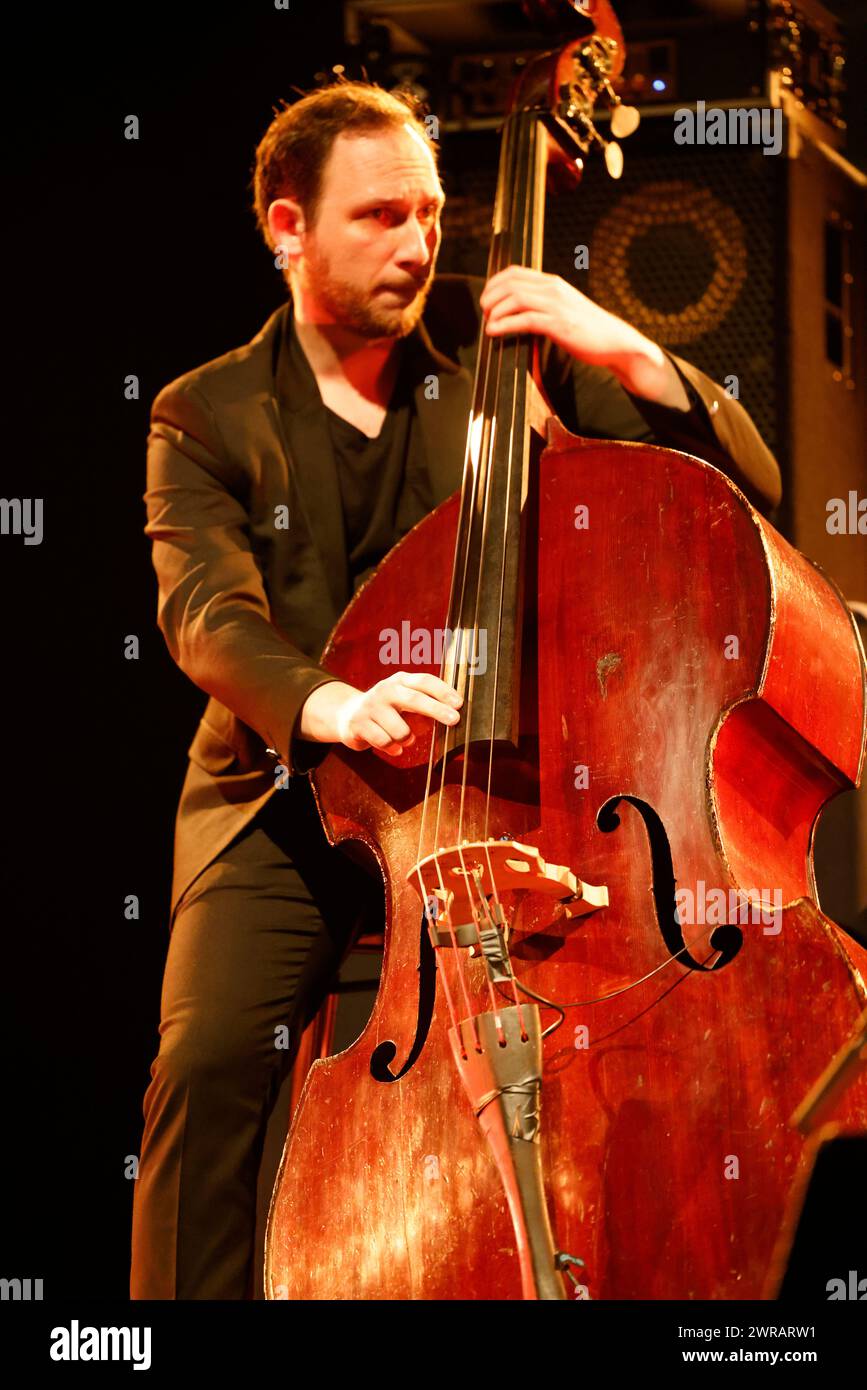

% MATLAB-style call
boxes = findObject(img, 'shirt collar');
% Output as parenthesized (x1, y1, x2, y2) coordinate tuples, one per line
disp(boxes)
(275, 287, 461, 415)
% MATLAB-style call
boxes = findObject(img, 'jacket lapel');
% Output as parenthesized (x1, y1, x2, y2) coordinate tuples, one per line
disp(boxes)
(404, 313, 475, 507)
(271, 306, 351, 614)
(246, 292, 477, 616)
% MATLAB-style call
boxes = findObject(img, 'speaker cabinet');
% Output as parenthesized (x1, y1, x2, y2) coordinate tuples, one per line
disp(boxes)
(438, 110, 866, 599)
(438, 110, 866, 935)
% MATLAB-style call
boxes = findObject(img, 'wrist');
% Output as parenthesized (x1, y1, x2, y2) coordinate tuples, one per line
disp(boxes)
(607, 336, 690, 410)
(298, 680, 359, 743)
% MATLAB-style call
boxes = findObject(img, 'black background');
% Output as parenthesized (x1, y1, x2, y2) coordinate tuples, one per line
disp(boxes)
(4, 0, 865, 1304)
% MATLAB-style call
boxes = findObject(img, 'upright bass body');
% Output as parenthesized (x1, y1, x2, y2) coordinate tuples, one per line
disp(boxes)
(266, 426, 867, 1300)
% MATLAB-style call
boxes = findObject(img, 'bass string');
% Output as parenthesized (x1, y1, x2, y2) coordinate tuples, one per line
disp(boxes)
(413, 108, 538, 1045)
(487, 111, 541, 1030)
(412, 110, 519, 873)
(410, 109, 521, 883)
(455, 108, 537, 1035)
(410, 112, 517, 1051)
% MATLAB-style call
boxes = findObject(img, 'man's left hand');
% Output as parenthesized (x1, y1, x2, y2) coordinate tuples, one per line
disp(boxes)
(480, 266, 689, 411)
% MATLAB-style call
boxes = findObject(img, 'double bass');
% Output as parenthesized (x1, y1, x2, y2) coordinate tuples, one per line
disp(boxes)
(266, 0, 867, 1300)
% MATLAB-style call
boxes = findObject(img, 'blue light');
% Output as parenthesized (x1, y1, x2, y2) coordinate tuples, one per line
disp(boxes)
(652, 79, 667, 92)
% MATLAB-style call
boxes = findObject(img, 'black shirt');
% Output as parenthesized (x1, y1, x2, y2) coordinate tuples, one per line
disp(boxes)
(289, 317, 434, 594)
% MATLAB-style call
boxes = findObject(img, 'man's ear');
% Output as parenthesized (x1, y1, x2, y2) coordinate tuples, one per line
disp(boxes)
(268, 197, 306, 256)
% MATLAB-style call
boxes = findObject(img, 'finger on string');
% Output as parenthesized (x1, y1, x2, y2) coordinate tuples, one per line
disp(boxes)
(486, 314, 540, 335)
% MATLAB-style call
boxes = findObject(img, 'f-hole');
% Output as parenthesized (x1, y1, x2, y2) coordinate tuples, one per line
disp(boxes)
(369, 908, 437, 1082)
(597, 794, 742, 970)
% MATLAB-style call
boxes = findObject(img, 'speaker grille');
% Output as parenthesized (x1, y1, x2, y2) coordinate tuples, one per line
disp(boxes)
(439, 124, 788, 455)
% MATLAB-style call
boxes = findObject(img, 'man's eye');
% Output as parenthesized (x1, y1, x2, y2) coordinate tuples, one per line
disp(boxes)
(366, 207, 439, 223)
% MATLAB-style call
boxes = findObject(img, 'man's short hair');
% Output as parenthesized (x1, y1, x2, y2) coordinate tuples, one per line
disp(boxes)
(251, 78, 440, 254)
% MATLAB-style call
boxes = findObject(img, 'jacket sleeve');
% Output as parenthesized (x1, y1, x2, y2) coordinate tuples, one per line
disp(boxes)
(143, 378, 341, 777)
(539, 339, 783, 518)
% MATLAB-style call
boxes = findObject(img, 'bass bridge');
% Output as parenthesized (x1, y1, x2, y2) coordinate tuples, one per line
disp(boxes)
(409, 838, 608, 957)
(407, 840, 607, 1300)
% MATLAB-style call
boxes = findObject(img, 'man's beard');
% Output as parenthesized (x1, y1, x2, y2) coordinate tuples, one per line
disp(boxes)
(301, 240, 435, 339)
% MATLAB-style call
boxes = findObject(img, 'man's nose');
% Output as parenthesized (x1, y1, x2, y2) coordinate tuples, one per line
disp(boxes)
(396, 215, 434, 268)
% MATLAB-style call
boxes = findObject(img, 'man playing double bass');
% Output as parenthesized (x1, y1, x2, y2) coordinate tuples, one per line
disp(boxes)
(130, 78, 781, 1299)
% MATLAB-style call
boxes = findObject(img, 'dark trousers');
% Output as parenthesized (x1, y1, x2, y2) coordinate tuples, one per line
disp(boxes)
(129, 777, 383, 1300)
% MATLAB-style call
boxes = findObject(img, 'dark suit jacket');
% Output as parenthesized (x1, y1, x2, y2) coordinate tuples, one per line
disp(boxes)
(144, 273, 782, 925)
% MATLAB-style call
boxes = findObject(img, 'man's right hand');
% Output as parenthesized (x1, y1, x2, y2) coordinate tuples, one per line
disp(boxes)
(298, 673, 464, 757)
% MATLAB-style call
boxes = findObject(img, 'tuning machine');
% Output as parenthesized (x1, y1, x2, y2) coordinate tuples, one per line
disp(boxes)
(597, 79, 640, 178)
(565, 35, 640, 180)
(609, 96, 640, 139)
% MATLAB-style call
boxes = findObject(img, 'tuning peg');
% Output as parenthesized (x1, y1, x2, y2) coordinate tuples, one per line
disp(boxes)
(610, 102, 640, 139)
(604, 141, 624, 179)
(603, 142, 622, 179)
